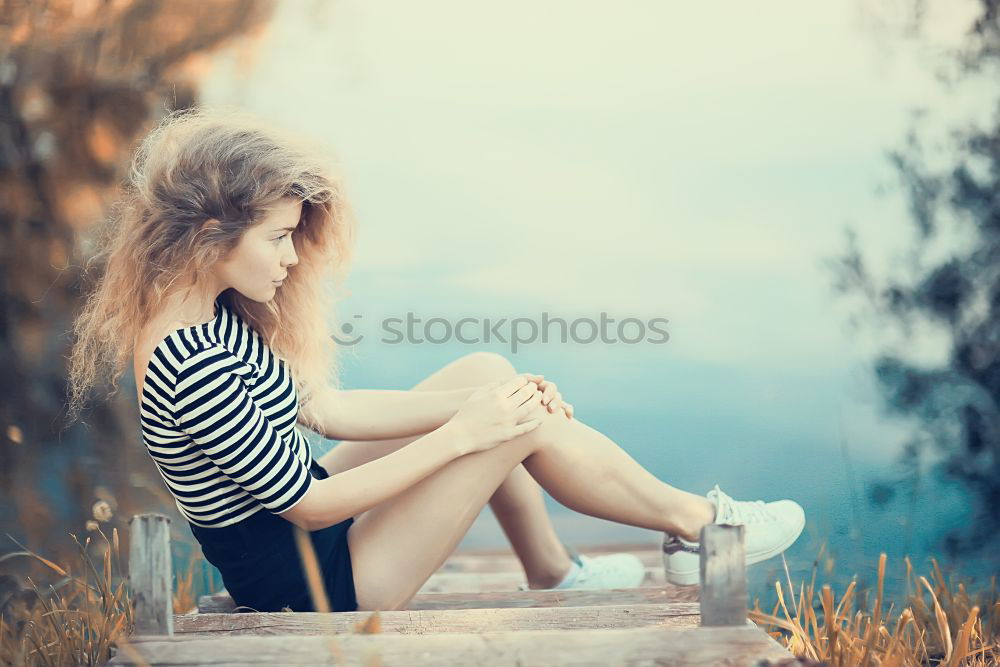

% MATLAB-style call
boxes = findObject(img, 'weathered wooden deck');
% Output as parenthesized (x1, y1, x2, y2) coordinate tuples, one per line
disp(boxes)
(109, 515, 796, 666)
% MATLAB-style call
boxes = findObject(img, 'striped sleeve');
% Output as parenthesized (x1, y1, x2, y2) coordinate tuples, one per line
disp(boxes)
(173, 344, 313, 515)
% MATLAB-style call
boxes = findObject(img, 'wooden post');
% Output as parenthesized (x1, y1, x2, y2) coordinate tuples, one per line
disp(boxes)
(698, 524, 748, 627)
(129, 513, 174, 636)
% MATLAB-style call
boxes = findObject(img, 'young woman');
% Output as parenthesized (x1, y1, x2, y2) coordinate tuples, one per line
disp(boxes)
(67, 107, 805, 613)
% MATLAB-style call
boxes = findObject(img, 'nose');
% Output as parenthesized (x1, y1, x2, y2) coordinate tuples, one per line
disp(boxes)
(282, 242, 299, 269)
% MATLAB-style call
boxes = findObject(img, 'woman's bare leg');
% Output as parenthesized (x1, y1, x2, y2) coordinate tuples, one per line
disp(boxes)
(317, 352, 573, 587)
(518, 418, 717, 536)
(348, 420, 552, 611)
(347, 388, 717, 611)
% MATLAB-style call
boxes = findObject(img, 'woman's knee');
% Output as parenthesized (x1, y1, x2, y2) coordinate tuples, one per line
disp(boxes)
(411, 351, 515, 393)
(457, 351, 516, 381)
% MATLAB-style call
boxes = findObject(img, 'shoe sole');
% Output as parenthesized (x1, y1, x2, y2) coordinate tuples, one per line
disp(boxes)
(664, 514, 806, 586)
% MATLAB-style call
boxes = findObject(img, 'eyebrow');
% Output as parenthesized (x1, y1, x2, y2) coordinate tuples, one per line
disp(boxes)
(271, 220, 301, 233)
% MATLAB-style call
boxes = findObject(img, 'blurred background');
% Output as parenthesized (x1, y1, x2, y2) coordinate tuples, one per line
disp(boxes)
(1, 0, 997, 608)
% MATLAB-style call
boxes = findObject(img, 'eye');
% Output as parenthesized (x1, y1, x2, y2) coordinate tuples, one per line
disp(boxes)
(273, 232, 291, 243)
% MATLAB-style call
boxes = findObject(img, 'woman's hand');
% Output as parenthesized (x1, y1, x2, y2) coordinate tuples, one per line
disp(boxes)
(447, 374, 545, 455)
(523, 374, 573, 420)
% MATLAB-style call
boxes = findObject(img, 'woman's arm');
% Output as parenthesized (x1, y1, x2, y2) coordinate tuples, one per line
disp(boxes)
(280, 420, 467, 530)
(297, 386, 476, 441)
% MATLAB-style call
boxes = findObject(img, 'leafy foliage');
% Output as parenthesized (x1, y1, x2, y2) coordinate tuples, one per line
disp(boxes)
(831, 0, 1000, 556)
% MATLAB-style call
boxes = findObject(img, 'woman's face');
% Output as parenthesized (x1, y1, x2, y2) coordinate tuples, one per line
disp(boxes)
(214, 197, 301, 302)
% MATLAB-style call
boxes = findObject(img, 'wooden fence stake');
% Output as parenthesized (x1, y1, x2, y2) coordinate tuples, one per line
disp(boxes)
(128, 513, 173, 636)
(698, 524, 748, 627)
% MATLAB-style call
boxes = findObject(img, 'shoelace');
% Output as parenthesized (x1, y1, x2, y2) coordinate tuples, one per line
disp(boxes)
(727, 499, 772, 524)
(713, 486, 773, 525)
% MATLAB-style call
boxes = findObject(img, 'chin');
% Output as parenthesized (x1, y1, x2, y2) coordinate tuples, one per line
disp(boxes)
(237, 290, 272, 304)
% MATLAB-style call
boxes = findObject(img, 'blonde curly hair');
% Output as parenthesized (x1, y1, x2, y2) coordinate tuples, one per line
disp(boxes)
(66, 106, 357, 432)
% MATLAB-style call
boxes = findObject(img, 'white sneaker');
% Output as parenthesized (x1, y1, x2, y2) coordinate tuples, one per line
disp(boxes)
(662, 484, 805, 586)
(518, 553, 647, 591)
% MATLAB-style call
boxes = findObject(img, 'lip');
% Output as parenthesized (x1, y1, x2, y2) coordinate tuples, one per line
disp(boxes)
(272, 279, 284, 286)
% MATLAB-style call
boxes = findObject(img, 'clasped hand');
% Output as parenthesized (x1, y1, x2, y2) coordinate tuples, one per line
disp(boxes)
(521, 373, 574, 420)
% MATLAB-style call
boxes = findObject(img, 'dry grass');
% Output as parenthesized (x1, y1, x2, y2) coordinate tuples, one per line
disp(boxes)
(171, 555, 199, 615)
(0, 526, 206, 666)
(0, 526, 132, 666)
(750, 545, 999, 666)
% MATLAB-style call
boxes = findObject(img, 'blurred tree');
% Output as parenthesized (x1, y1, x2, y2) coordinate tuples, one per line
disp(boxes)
(0, 0, 275, 561)
(833, 0, 999, 556)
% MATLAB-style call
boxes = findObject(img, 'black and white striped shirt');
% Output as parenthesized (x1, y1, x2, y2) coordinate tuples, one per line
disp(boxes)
(138, 296, 314, 528)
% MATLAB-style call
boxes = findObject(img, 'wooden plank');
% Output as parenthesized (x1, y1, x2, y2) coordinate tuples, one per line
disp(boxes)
(197, 585, 696, 613)
(406, 585, 698, 610)
(111, 625, 793, 665)
(699, 524, 748, 627)
(173, 603, 700, 636)
(197, 573, 693, 613)
(438, 549, 663, 573)
(128, 514, 173, 636)
(447, 542, 659, 557)
(418, 566, 664, 593)
(430, 567, 663, 591)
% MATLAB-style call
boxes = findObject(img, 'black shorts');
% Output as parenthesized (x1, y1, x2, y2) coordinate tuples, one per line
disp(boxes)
(188, 459, 358, 612)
